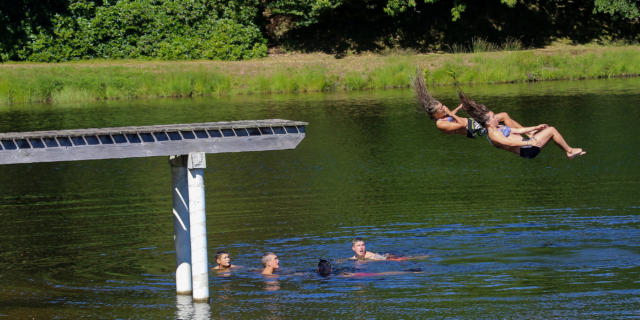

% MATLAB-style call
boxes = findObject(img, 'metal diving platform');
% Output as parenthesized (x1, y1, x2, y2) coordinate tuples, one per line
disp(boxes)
(0, 119, 307, 165)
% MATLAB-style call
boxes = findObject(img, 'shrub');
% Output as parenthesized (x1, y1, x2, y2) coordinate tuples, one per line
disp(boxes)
(202, 19, 268, 60)
(17, 0, 268, 62)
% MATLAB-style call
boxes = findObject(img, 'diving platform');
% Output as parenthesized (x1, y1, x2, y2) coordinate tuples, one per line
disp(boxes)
(0, 119, 307, 303)
(0, 119, 307, 165)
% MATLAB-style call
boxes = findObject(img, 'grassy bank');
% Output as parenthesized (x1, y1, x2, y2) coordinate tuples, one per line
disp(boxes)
(1, 44, 639, 105)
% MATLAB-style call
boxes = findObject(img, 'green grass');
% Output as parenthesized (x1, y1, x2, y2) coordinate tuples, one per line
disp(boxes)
(425, 46, 640, 86)
(1, 45, 639, 105)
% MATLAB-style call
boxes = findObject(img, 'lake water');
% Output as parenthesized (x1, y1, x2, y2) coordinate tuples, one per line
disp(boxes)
(0, 78, 639, 319)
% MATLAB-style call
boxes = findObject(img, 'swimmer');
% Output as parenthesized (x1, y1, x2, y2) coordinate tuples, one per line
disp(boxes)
(317, 259, 421, 277)
(348, 237, 429, 261)
(413, 68, 525, 138)
(261, 252, 280, 275)
(318, 259, 333, 277)
(212, 251, 240, 271)
(460, 92, 586, 159)
(350, 237, 387, 261)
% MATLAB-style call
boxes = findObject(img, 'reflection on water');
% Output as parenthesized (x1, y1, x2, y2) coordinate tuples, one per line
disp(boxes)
(0, 78, 639, 318)
(263, 278, 280, 292)
(176, 295, 211, 320)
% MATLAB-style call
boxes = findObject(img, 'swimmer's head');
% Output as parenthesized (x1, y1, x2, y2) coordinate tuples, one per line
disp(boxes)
(317, 259, 332, 277)
(216, 251, 231, 268)
(351, 237, 366, 258)
(261, 252, 279, 269)
(351, 237, 364, 246)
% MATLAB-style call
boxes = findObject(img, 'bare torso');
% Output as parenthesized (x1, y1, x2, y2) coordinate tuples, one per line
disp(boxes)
(487, 127, 524, 154)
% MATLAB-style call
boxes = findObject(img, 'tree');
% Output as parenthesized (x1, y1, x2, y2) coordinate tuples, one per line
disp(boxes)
(593, 0, 640, 20)
(0, 0, 71, 61)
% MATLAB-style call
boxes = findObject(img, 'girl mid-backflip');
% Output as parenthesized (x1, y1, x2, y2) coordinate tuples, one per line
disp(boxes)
(413, 69, 525, 138)
(459, 92, 586, 159)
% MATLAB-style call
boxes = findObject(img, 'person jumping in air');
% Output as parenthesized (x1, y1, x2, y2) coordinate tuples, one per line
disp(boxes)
(413, 68, 525, 138)
(459, 92, 586, 159)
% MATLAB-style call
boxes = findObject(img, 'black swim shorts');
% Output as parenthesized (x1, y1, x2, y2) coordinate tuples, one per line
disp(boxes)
(520, 146, 541, 159)
(466, 118, 487, 138)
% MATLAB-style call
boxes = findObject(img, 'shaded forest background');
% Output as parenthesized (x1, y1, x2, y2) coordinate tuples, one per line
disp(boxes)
(1, 0, 639, 62)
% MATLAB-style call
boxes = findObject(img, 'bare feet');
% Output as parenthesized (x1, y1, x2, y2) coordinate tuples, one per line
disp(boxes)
(567, 148, 586, 159)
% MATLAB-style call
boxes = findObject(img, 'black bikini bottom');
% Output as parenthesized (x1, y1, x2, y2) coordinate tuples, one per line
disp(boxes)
(520, 146, 541, 159)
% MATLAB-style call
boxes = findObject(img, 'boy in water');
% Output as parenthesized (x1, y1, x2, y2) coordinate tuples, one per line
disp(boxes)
(318, 259, 333, 276)
(212, 251, 240, 271)
(317, 259, 421, 277)
(349, 237, 429, 261)
(261, 252, 280, 275)
(350, 237, 387, 260)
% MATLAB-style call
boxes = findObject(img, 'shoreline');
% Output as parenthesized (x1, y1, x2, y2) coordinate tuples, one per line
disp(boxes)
(1, 44, 639, 106)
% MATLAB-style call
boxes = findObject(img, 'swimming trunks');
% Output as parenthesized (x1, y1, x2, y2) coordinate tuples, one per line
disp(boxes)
(466, 118, 487, 138)
(520, 136, 541, 158)
(520, 146, 541, 159)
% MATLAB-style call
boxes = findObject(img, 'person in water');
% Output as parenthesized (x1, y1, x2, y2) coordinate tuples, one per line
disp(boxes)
(350, 237, 388, 261)
(459, 93, 586, 159)
(413, 69, 525, 138)
(349, 237, 423, 261)
(318, 259, 333, 276)
(317, 259, 421, 277)
(212, 251, 240, 271)
(261, 252, 280, 275)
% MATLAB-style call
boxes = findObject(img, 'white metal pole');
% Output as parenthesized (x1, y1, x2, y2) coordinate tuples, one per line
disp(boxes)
(187, 152, 209, 302)
(170, 155, 192, 295)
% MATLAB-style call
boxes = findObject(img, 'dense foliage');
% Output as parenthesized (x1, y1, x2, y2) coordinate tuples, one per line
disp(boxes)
(1, 0, 638, 62)
(1, 0, 267, 62)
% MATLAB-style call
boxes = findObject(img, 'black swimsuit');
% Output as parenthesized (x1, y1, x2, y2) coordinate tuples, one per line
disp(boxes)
(519, 137, 541, 159)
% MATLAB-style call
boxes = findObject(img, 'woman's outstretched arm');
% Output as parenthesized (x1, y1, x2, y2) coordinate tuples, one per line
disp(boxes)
(511, 124, 548, 135)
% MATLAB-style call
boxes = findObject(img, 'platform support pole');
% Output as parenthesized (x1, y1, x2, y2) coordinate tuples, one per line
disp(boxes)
(187, 152, 209, 302)
(170, 155, 192, 295)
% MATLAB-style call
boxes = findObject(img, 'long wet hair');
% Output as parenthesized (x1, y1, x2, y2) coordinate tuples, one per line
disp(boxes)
(458, 91, 491, 125)
(413, 68, 441, 119)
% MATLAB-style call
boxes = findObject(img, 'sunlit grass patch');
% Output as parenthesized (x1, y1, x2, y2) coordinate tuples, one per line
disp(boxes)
(1, 44, 639, 106)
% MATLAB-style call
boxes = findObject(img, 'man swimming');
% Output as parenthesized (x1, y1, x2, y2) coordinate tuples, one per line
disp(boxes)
(348, 237, 429, 262)
(318, 259, 333, 276)
(261, 252, 280, 275)
(317, 259, 421, 277)
(350, 237, 387, 261)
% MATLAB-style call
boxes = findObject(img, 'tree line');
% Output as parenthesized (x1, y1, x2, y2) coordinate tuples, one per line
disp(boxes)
(1, 0, 638, 62)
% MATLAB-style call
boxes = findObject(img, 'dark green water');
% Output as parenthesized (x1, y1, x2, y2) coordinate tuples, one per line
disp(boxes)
(0, 78, 639, 319)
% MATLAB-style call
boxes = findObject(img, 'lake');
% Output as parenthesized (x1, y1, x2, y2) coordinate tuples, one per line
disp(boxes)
(0, 78, 639, 319)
